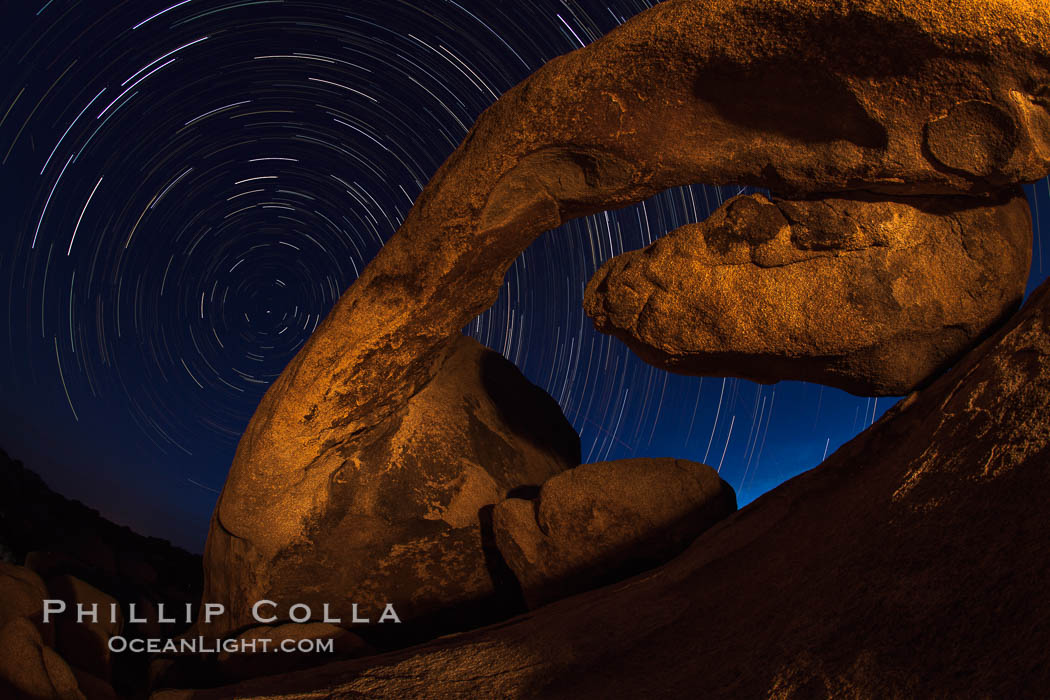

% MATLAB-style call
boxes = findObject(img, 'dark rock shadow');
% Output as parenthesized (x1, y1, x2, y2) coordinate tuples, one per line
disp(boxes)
(695, 61, 888, 149)
(479, 349, 581, 467)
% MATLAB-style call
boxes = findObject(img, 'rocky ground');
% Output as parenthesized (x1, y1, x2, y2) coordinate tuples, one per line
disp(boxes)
(0, 450, 201, 698)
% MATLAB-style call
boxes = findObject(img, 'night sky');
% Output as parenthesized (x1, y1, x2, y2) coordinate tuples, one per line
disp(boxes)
(2, 0, 1049, 553)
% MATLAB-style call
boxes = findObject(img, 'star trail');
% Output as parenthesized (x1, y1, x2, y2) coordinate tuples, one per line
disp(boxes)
(2, 0, 1049, 551)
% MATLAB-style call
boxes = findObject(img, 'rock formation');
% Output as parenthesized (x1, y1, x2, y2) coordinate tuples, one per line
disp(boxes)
(0, 564, 126, 700)
(0, 616, 84, 700)
(0, 451, 202, 698)
(0, 562, 51, 641)
(158, 274, 1050, 700)
(47, 576, 123, 683)
(202, 335, 579, 640)
(0, 448, 202, 613)
(3, 0, 1046, 695)
(493, 458, 736, 607)
(578, 0, 1050, 393)
(585, 189, 1032, 394)
(201, 0, 1050, 665)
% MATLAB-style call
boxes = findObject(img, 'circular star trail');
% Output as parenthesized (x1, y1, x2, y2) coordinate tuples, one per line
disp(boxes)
(2, 0, 1049, 549)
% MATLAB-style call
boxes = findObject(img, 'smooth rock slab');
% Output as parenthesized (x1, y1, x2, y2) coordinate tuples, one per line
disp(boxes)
(493, 458, 736, 608)
(585, 189, 1032, 395)
(216, 623, 370, 683)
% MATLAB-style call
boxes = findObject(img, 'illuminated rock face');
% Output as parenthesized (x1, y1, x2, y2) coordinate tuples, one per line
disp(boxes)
(203, 335, 578, 639)
(493, 458, 736, 608)
(201, 0, 1050, 643)
(585, 189, 1032, 396)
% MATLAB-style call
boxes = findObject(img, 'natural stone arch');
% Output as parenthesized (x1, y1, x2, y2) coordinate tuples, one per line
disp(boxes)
(201, 0, 1050, 640)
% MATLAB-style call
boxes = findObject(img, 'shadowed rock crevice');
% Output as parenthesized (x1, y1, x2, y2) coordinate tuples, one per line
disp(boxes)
(476, 505, 529, 618)
(479, 352, 581, 467)
(694, 61, 889, 149)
